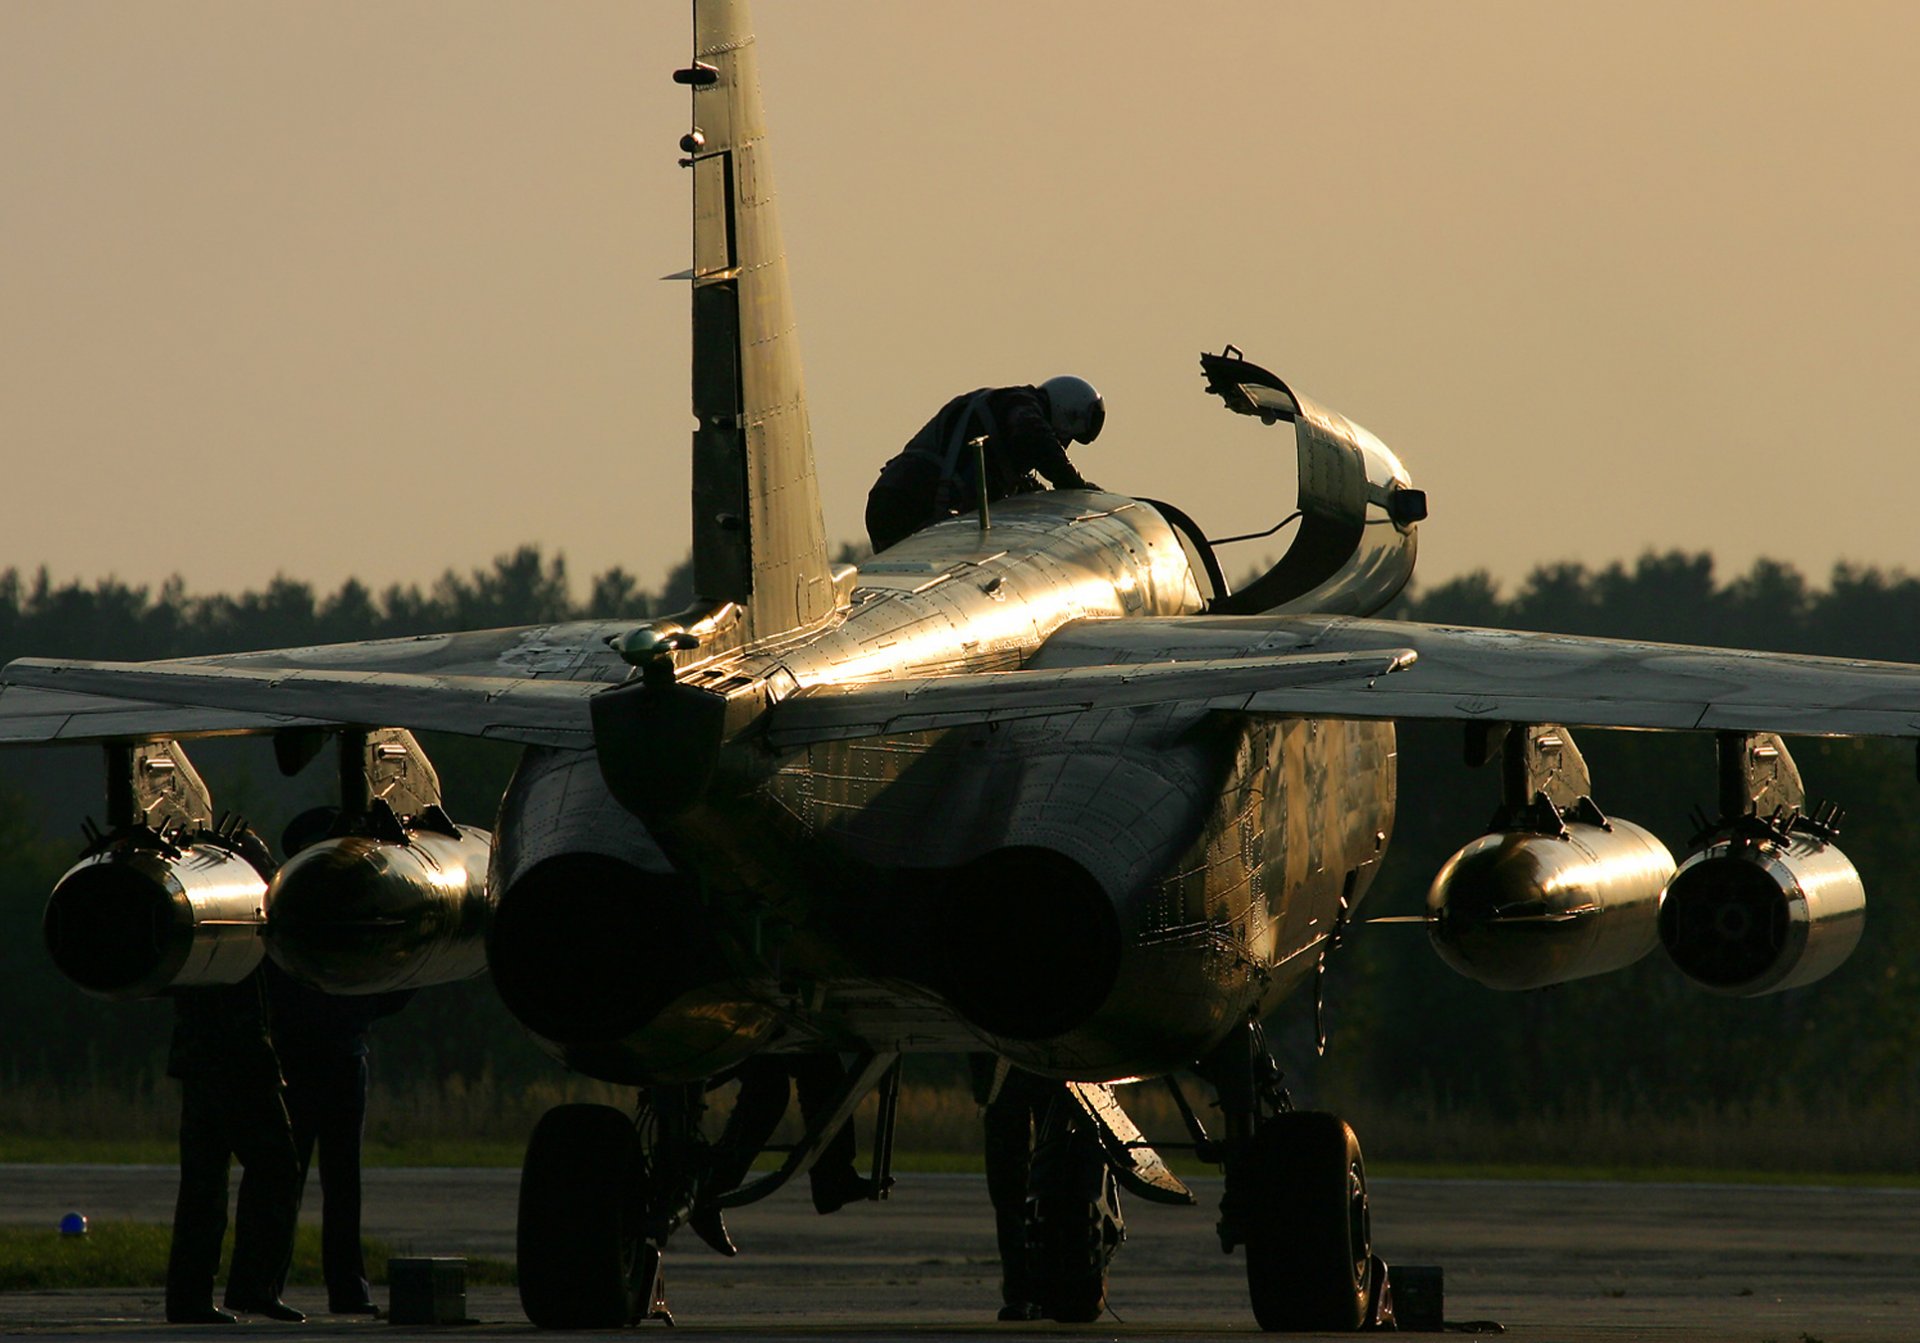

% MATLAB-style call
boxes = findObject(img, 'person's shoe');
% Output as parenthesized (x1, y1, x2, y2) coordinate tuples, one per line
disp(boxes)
(997, 1302, 1040, 1321)
(330, 1300, 382, 1317)
(165, 1306, 236, 1324)
(809, 1167, 877, 1215)
(225, 1297, 305, 1323)
(687, 1204, 738, 1256)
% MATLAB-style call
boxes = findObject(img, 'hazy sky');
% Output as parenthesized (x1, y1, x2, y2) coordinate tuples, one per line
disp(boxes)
(4, 2, 1917, 602)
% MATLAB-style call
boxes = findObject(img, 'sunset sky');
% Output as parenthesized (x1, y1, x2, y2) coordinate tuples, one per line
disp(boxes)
(4, 1, 1917, 603)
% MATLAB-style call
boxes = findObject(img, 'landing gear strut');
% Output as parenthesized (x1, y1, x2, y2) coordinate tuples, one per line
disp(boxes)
(1198, 1022, 1385, 1332)
(516, 1059, 898, 1328)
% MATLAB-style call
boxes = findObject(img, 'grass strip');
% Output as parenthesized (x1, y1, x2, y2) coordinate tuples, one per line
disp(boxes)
(4, 1137, 1918, 1189)
(0, 1224, 514, 1292)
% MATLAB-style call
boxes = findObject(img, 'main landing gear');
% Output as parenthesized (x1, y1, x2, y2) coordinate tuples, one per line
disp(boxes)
(1023, 1101, 1126, 1322)
(1197, 1022, 1389, 1332)
(515, 1055, 900, 1329)
(512, 1040, 1387, 1332)
(516, 1100, 674, 1329)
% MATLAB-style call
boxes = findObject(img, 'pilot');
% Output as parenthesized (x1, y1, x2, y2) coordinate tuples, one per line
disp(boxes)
(163, 967, 305, 1325)
(864, 376, 1106, 553)
(265, 961, 414, 1317)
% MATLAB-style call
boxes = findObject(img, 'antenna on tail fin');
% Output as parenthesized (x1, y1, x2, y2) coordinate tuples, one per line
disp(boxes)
(679, 0, 835, 639)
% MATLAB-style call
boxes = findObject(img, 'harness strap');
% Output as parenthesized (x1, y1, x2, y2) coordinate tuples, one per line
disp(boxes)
(938, 392, 998, 483)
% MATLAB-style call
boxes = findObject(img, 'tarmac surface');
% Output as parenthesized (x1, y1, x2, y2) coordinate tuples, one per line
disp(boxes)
(2, 1165, 1917, 1340)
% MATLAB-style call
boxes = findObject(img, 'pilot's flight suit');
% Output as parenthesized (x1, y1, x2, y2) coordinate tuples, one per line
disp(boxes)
(163, 972, 302, 1323)
(865, 385, 1096, 552)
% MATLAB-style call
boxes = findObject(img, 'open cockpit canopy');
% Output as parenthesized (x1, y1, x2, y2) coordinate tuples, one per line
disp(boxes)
(1152, 348, 1426, 619)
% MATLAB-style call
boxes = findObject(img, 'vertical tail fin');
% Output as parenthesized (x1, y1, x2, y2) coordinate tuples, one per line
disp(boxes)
(682, 0, 835, 638)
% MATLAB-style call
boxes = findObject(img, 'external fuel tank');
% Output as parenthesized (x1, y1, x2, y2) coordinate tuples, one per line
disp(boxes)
(266, 824, 493, 994)
(1428, 818, 1675, 991)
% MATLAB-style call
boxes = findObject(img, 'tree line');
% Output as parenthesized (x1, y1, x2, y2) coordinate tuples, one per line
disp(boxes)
(0, 548, 1914, 1140)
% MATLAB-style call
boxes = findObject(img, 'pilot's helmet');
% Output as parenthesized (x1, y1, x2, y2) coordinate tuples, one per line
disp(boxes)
(1040, 375, 1105, 445)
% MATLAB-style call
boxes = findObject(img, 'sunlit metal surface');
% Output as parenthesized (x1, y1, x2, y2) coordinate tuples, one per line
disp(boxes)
(1662, 830, 1866, 997)
(267, 827, 493, 994)
(43, 842, 267, 1000)
(1427, 820, 1674, 991)
(575, 492, 1399, 1080)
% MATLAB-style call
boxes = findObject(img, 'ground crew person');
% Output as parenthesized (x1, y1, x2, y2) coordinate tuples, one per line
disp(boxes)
(865, 376, 1106, 552)
(163, 970, 304, 1324)
(971, 1055, 1064, 1322)
(688, 1055, 877, 1256)
(266, 962, 413, 1317)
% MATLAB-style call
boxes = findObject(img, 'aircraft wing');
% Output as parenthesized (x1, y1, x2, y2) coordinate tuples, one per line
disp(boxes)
(1028, 614, 1920, 738)
(0, 684, 331, 744)
(14, 609, 1920, 753)
(0, 620, 632, 748)
(764, 649, 1414, 747)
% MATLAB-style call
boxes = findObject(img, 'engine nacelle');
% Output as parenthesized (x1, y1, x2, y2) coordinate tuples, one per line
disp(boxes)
(486, 747, 774, 1084)
(927, 845, 1123, 1043)
(266, 824, 493, 994)
(43, 838, 268, 1001)
(1659, 829, 1865, 996)
(1428, 819, 1675, 991)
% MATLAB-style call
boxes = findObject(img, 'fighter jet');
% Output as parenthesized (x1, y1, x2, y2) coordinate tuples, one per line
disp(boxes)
(1, 0, 1902, 1330)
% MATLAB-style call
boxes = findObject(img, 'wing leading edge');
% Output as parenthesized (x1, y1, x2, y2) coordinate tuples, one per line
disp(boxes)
(1032, 615, 1920, 739)
(764, 649, 1416, 747)
(1, 660, 602, 748)
(2, 648, 1414, 753)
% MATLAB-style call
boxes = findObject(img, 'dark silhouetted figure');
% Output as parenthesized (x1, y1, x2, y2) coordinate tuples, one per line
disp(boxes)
(971, 1055, 1063, 1321)
(689, 1055, 875, 1256)
(265, 963, 413, 1316)
(865, 377, 1105, 553)
(163, 970, 304, 1325)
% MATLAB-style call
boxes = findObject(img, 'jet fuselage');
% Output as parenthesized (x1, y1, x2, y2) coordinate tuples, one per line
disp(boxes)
(490, 490, 1396, 1084)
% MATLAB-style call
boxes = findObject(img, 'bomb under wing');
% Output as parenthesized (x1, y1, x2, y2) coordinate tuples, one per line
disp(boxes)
(41, 741, 271, 1001)
(261, 728, 494, 995)
(1425, 724, 1675, 991)
(1659, 733, 1866, 997)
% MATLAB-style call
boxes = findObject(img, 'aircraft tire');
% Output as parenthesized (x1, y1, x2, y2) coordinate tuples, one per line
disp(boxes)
(1242, 1111, 1371, 1331)
(1026, 1194, 1112, 1323)
(517, 1103, 644, 1329)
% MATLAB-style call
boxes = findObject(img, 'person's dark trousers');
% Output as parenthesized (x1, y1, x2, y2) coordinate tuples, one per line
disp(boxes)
(865, 486, 933, 554)
(165, 1076, 301, 1318)
(709, 1057, 862, 1204)
(792, 1054, 860, 1199)
(865, 453, 943, 553)
(707, 1058, 791, 1192)
(981, 1072, 1055, 1307)
(282, 1051, 373, 1311)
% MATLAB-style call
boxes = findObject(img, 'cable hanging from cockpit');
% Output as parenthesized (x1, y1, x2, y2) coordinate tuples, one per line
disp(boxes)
(1206, 511, 1302, 547)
